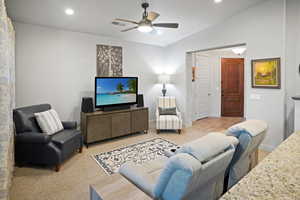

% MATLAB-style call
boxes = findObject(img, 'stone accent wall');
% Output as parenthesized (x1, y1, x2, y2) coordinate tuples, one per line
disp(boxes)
(0, 0, 15, 199)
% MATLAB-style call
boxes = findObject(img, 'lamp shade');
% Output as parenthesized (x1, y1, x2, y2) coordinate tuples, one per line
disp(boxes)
(158, 74, 171, 84)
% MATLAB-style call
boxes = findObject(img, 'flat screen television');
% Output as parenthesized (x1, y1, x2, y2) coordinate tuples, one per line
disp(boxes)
(95, 77, 138, 108)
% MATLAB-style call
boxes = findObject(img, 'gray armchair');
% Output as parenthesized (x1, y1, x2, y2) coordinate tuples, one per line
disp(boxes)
(224, 120, 267, 190)
(119, 132, 238, 200)
(13, 104, 83, 171)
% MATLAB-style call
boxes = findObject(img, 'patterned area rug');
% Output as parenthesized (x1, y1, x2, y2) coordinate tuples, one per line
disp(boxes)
(93, 138, 178, 175)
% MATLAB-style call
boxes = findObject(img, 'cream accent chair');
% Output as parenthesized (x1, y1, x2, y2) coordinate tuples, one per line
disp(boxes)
(156, 96, 183, 134)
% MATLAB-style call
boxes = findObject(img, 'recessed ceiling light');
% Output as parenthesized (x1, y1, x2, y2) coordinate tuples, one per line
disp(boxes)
(214, 0, 223, 3)
(65, 8, 74, 15)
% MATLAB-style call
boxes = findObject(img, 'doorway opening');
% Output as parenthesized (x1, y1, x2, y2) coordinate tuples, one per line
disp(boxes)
(188, 44, 246, 122)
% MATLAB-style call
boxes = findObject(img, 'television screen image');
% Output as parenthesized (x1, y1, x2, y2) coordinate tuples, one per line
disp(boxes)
(95, 77, 138, 107)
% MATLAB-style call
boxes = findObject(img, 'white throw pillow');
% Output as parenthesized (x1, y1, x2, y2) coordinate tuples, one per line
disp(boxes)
(34, 109, 64, 135)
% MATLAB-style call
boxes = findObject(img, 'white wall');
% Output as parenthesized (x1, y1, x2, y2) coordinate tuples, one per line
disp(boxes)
(164, 0, 286, 151)
(14, 22, 164, 123)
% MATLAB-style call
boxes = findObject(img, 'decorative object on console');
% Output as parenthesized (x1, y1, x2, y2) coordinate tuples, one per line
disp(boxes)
(137, 94, 144, 107)
(96, 45, 122, 77)
(158, 74, 171, 96)
(81, 97, 94, 113)
(251, 57, 281, 89)
(93, 138, 178, 175)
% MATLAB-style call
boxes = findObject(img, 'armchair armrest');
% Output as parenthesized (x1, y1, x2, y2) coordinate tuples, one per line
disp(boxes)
(16, 132, 51, 144)
(176, 108, 182, 120)
(156, 108, 160, 119)
(62, 121, 77, 129)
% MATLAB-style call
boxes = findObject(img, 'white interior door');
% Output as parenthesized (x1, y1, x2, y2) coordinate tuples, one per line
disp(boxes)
(192, 54, 210, 121)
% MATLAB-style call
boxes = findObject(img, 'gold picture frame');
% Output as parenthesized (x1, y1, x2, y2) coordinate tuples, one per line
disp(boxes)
(251, 58, 281, 89)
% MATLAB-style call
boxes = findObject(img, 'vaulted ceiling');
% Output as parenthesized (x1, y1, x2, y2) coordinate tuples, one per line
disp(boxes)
(6, 0, 266, 46)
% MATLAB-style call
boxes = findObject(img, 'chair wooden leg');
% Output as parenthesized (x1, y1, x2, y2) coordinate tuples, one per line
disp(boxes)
(157, 129, 160, 134)
(178, 129, 182, 134)
(79, 147, 83, 153)
(55, 164, 61, 172)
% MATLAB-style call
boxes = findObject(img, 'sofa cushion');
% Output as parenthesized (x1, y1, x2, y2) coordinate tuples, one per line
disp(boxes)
(35, 109, 64, 135)
(51, 129, 81, 146)
(159, 107, 177, 115)
(157, 115, 182, 130)
(177, 132, 238, 163)
(51, 129, 82, 161)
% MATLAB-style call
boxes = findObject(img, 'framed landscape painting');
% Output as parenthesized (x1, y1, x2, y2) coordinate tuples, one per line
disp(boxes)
(251, 58, 281, 89)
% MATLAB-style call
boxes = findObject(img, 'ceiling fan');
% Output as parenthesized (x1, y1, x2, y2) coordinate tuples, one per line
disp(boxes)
(113, 2, 179, 33)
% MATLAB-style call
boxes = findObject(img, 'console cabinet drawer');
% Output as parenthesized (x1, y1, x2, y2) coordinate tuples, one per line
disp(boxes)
(131, 109, 149, 133)
(87, 115, 111, 143)
(112, 112, 131, 137)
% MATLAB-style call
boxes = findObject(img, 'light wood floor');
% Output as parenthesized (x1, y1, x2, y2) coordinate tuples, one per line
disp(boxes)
(10, 117, 269, 200)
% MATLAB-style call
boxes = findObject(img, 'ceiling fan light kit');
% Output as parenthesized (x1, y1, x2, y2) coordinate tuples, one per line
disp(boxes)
(113, 2, 179, 33)
(137, 25, 153, 33)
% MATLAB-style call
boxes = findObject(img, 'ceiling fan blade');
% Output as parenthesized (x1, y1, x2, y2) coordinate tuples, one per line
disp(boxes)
(121, 26, 138, 32)
(115, 18, 138, 24)
(153, 23, 179, 28)
(147, 12, 160, 21)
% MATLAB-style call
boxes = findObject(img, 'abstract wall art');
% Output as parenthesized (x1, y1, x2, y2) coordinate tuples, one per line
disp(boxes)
(96, 45, 123, 77)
